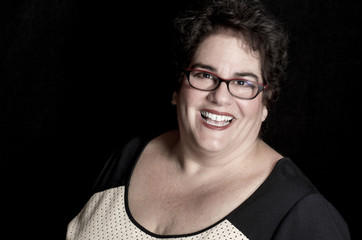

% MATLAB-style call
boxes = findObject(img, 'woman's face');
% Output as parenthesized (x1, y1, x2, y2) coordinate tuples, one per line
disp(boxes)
(175, 32, 268, 155)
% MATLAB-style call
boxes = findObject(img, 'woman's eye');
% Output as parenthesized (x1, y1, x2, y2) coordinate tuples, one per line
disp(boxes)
(195, 72, 213, 79)
(233, 80, 256, 88)
(234, 80, 246, 86)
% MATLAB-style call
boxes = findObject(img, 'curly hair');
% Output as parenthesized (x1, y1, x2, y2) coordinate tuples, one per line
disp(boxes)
(173, 0, 288, 108)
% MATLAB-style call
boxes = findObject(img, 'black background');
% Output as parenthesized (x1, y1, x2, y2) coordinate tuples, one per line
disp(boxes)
(1, 0, 360, 239)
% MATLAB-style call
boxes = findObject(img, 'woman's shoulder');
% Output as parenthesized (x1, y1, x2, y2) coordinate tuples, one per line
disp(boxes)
(92, 131, 178, 193)
(271, 159, 350, 239)
(253, 157, 319, 201)
(228, 158, 350, 239)
(148, 130, 180, 149)
(92, 135, 153, 193)
(274, 158, 317, 192)
(272, 192, 350, 239)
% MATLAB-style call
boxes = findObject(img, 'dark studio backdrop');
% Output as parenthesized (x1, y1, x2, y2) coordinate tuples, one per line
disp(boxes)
(1, 0, 360, 239)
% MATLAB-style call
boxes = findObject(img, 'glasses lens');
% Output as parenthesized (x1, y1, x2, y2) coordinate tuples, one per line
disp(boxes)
(229, 80, 261, 99)
(188, 70, 218, 90)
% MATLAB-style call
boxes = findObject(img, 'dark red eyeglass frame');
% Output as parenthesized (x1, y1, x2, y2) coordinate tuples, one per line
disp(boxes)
(184, 69, 268, 100)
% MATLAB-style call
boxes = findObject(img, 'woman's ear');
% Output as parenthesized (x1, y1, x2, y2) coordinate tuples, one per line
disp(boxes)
(171, 91, 177, 105)
(262, 106, 268, 122)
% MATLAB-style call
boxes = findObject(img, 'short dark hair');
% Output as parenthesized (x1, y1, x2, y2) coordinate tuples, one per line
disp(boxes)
(173, 0, 288, 108)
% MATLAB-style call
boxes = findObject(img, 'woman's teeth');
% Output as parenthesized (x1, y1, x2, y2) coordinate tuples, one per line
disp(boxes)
(200, 111, 234, 127)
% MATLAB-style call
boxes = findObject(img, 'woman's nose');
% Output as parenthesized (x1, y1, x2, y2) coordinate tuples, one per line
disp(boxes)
(207, 82, 233, 106)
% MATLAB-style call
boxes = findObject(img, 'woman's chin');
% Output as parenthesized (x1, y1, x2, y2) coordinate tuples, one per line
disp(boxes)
(195, 132, 232, 154)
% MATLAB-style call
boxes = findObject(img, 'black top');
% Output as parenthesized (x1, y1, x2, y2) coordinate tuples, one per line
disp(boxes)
(67, 136, 350, 240)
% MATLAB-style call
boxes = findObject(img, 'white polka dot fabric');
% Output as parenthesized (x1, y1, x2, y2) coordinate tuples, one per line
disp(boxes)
(67, 186, 249, 240)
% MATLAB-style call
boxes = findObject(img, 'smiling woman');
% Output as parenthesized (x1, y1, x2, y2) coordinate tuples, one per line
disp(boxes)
(174, 31, 269, 155)
(66, 0, 350, 239)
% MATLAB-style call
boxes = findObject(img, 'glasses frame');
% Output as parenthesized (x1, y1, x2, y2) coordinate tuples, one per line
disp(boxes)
(184, 69, 268, 100)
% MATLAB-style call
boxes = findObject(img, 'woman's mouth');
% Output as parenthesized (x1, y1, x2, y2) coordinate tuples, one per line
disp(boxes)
(200, 110, 235, 128)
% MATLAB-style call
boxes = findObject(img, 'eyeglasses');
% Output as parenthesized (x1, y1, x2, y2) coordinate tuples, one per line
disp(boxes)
(184, 69, 268, 100)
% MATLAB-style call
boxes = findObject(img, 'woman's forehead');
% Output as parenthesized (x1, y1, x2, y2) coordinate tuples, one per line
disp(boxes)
(191, 32, 262, 78)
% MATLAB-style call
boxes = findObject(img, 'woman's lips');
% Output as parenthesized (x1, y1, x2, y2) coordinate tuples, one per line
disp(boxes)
(200, 109, 235, 130)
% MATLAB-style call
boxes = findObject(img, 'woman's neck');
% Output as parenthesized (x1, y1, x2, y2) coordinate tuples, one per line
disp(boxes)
(172, 134, 263, 177)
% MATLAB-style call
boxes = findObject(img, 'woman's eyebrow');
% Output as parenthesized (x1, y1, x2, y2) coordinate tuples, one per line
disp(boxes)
(190, 63, 217, 72)
(234, 72, 259, 81)
(191, 62, 260, 81)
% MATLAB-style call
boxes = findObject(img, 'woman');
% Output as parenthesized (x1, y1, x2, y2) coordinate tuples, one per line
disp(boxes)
(67, 0, 350, 239)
